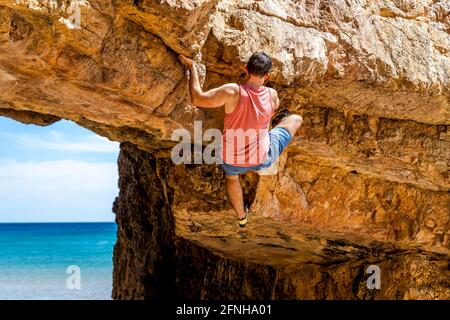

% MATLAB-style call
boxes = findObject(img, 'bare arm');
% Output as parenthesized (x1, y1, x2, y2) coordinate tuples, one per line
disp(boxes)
(186, 61, 207, 106)
(188, 64, 236, 108)
(179, 54, 237, 108)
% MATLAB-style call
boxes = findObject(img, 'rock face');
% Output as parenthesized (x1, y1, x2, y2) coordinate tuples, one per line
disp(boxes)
(0, 0, 448, 299)
(113, 142, 449, 299)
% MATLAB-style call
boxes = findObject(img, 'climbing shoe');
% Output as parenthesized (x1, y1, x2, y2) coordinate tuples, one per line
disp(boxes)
(271, 108, 291, 127)
(239, 201, 250, 228)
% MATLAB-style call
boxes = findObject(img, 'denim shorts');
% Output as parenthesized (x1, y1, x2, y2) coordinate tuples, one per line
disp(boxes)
(220, 127, 292, 176)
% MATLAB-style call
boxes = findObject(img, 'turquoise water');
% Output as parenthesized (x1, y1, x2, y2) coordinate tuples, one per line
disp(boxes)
(0, 222, 117, 300)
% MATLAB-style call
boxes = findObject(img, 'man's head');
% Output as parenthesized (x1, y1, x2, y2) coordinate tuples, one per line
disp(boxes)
(245, 52, 272, 81)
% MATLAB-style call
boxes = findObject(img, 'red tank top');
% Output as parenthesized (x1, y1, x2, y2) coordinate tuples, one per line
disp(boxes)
(221, 83, 274, 166)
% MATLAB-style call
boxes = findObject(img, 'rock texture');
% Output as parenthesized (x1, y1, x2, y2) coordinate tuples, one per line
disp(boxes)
(114, 143, 449, 299)
(0, 0, 448, 299)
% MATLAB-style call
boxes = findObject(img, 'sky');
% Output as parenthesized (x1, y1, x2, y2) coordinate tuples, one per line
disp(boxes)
(0, 116, 120, 223)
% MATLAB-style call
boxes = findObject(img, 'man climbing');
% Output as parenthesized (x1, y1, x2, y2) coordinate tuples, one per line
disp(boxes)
(179, 52, 303, 227)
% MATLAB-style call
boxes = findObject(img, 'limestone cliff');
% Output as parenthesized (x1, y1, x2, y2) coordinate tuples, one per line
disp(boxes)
(0, 0, 448, 299)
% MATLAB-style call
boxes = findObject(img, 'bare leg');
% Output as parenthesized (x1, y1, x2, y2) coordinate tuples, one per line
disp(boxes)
(275, 114, 303, 138)
(225, 175, 246, 219)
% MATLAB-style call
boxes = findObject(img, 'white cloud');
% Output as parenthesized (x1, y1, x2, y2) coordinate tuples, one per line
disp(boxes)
(0, 160, 118, 222)
(0, 132, 119, 153)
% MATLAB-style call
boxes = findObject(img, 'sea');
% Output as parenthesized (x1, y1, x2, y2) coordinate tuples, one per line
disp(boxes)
(0, 222, 117, 300)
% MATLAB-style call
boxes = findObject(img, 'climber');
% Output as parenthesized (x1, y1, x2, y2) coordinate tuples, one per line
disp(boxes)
(178, 52, 303, 227)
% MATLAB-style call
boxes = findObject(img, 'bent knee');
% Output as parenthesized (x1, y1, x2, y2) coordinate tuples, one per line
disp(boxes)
(286, 114, 303, 132)
(290, 114, 303, 126)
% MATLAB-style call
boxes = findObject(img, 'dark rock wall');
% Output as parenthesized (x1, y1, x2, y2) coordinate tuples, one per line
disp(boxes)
(113, 142, 176, 299)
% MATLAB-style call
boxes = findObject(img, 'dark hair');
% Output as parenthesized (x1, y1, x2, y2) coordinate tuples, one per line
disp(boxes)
(246, 52, 272, 77)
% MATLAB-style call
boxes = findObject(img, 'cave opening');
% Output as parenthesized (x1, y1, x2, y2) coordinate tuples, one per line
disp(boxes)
(0, 116, 120, 299)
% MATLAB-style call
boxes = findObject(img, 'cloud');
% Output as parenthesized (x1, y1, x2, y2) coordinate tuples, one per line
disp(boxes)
(0, 118, 120, 222)
(0, 131, 119, 154)
(0, 160, 118, 222)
